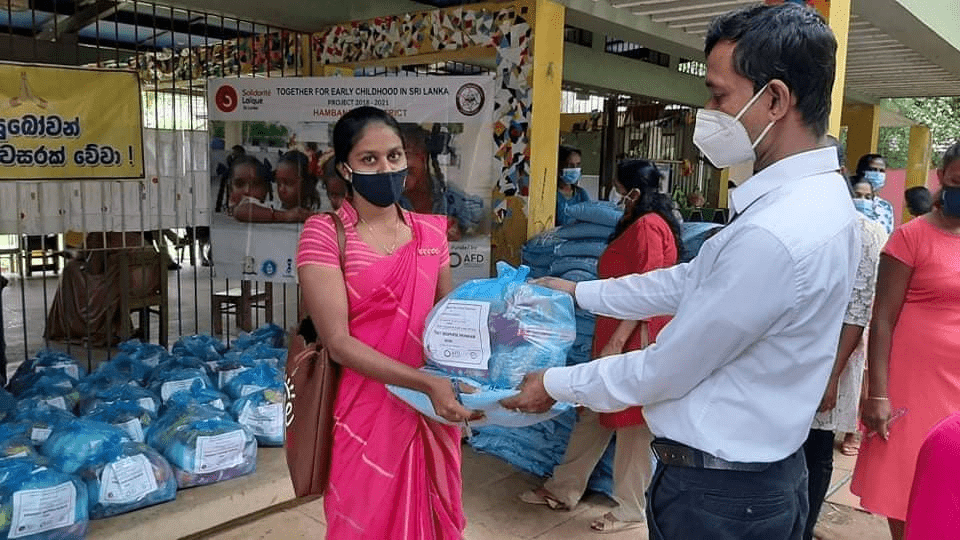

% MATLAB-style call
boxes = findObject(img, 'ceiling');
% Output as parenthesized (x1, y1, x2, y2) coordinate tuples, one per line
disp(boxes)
(3, 0, 959, 101)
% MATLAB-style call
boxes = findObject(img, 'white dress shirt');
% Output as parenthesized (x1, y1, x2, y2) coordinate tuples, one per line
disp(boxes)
(543, 147, 861, 462)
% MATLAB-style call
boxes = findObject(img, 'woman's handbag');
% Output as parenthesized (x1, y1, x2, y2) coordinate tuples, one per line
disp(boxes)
(284, 212, 346, 498)
(598, 321, 649, 430)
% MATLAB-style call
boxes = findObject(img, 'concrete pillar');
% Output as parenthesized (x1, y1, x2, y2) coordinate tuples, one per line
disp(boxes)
(812, 0, 851, 138)
(840, 104, 880, 175)
(904, 124, 932, 222)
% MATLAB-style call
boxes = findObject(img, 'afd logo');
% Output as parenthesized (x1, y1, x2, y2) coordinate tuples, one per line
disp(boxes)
(214, 85, 238, 113)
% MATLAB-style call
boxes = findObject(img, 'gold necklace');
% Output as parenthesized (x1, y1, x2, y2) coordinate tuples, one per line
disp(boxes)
(358, 216, 400, 254)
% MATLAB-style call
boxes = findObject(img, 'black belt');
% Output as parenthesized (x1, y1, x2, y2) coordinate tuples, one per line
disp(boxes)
(651, 438, 771, 472)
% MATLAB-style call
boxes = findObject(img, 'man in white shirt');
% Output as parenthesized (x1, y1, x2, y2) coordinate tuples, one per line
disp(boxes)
(502, 4, 860, 539)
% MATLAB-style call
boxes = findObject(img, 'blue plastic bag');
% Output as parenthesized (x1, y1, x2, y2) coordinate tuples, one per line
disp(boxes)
(679, 222, 722, 263)
(76, 385, 161, 417)
(84, 401, 155, 443)
(556, 221, 615, 240)
(76, 441, 176, 519)
(19, 376, 81, 413)
(171, 335, 226, 362)
(231, 324, 285, 350)
(0, 423, 38, 461)
(223, 342, 287, 372)
(146, 403, 257, 489)
(147, 368, 213, 403)
(163, 381, 230, 414)
(229, 389, 285, 446)
(106, 354, 154, 385)
(76, 364, 135, 397)
(0, 388, 17, 422)
(423, 262, 575, 388)
(221, 364, 282, 401)
(13, 404, 76, 445)
(564, 201, 623, 228)
(116, 341, 171, 369)
(559, 269, 597, 282)
(554, 240, 608, 259)
(8, 350, 86, 395)
(0, 458, 88, 540)
(205, 357, 255, 391)
(40, 420, 131, 475)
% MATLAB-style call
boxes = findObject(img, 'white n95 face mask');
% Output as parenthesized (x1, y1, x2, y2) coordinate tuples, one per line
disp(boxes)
(694, 82, 775, 169)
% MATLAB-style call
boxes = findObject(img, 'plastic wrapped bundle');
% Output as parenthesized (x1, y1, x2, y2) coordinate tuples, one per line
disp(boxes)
(84, 401, 155, 443)
(19, 376, 81, 412)
(229, 389, 284, 446)
(563, 201, 623, 228)
(424, 262, 576, 388)
(554, 239, 608, 259)
(574, 309, 597, 338)
(147, 368, 213, 403)
(0, 423, 39, 461)
(221, 364, 282, 401)
(171, 335, 226, 362)
(75, 442, 176, 519)
(162, 381, 230, 414)
(679, 222, 723, 263)
(556, 222, 615, 240)
(8, 350, 86, 395)
(231, 324, 285, 350)
(0, 388, 16, 422)
(107, 354, 153, 385)
(8, 370, 76, 400)
(223, 342, 287, 372)
(146, 403, 256, 489)
(116, 341, 171, 369)
(76, 364, 135, 398)
(76, 385, 161, 417)
(560, 269, 597, 283)
(204, 357, 254, 391)
(0, 458, 88, 540)
(14, 404, 76, 445)
(444, 184, 485, 234)
(40, 420, 130, 475)
(521, 229, 564, 278)
(468, 410, 576, 477)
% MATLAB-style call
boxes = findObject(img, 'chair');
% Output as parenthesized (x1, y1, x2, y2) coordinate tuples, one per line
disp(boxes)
(21, 234, 60, 276)
(211, 281, 273, 335)
(117, 247, 169, 347)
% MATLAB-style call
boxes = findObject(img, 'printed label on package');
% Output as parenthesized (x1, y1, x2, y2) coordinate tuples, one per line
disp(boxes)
(239, 384, 265, 397)
(424, 299, 492, 370)
(160, 378, 199, 401)
(118, 418, 144, 443)
(238, 402, 284, 437)
(195, 430, 246, 473)
(9, 482, 76, 538)
(43, 396, 67, 410)
(36, 364, 79, 380)
(98, 454, 158, 505)
(137, 398, 157, 414)
(30, 427, 52, 444)
(218, 367, 250, 389)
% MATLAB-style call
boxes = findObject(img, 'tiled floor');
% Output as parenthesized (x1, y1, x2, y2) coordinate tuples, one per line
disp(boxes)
(3, 267, 892, 540)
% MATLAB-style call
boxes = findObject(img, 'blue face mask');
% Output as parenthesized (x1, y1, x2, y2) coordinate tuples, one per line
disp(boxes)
(863, 170, 886, 190)
(852, 197, 876, 218)
(941, 186, 960, 218)
(560, 167, 581, 185)
(344, 165, 407, 207)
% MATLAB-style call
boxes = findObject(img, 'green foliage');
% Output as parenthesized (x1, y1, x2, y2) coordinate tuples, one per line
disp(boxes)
(878, 97, 960, 168)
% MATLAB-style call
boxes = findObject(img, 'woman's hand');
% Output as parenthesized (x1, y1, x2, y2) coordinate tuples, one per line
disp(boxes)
(530, 277, 577, 298)
(861, 396, 892, 439)
(817, 374, 840, 413)
(425, 376, 483, 424)
(598, 341, 624, 359)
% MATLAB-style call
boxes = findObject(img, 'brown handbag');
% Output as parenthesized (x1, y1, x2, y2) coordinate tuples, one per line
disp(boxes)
(284, 212, 346, 498)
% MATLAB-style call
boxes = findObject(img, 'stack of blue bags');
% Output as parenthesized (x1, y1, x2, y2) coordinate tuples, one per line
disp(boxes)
(471, 201, 624, 497)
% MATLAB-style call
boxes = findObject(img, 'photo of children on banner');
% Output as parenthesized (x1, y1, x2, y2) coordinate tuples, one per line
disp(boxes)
(226, 151, 321, 223)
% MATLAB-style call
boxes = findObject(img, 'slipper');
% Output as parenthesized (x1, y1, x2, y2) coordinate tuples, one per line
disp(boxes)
(518, 488, 570, 511)
(840, 433, 861, 456)
(590, 512, 645, 534)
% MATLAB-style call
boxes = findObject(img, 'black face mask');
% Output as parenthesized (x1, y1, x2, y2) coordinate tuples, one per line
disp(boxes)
(941, 186, 960, 218)
(345, 166, 407, 207)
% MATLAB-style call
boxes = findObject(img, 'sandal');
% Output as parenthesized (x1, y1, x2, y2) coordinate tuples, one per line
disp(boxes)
(590, 512, 645, 534)
(840, 432, 861, 456)
(518, 488, 570, 511)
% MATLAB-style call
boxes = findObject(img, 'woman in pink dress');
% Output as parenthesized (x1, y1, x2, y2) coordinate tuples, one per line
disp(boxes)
(296, 106, 478, 540)
(904, 412, 960, 539)
(852, 141, 960, 540)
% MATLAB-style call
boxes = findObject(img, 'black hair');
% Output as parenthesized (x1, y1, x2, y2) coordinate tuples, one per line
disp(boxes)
(904, 186, 933, 217)
(705, 3, 836, 138)
(558, 145, 581, 168)
(228, 155, 272, 199)
(277, 150, 321, 209)
(941, 141, 960, 172)
(332, 106, 402, 167)
(611, 159, 683, 257)
(855, 153, 885, 178)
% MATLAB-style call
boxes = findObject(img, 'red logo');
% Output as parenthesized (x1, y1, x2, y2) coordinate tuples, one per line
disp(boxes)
(215, 85, 238, 113)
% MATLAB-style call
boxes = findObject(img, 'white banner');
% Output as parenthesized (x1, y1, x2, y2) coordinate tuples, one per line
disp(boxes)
(207, 75, 495, 284)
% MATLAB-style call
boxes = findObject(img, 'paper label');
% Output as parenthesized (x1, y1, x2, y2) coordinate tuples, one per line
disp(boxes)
(37, 364, 79, 380)
(160, 378, 199, 401)
(98, 454, 158, 505)
(139, 354, 161, 368)
(43, 396, 67, 410)
(118, 418, 144, 443)
(8, 450, 29, 459)
(218, 367, 249, 388)
(194, 430, 246, 473)
(238, 402, 284, 438)
(424, 299, 492, 370)
(30, 427, 52, 444)
(205, 361, 220, 371)
(137, 398, 157, 414)
(239, 384, 265, 397)
(209, 399, 225, 410)
(9, 482, 76, 538)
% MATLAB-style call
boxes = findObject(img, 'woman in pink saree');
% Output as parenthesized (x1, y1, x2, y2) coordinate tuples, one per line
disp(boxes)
(296, 106, 478, 540)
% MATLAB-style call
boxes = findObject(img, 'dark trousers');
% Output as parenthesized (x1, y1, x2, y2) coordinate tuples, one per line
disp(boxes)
(646, 445, 809, 540)
(802, 429, 835, 540)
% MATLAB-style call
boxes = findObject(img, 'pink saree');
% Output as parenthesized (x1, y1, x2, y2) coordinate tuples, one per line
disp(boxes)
(321, 210, 465, 540)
